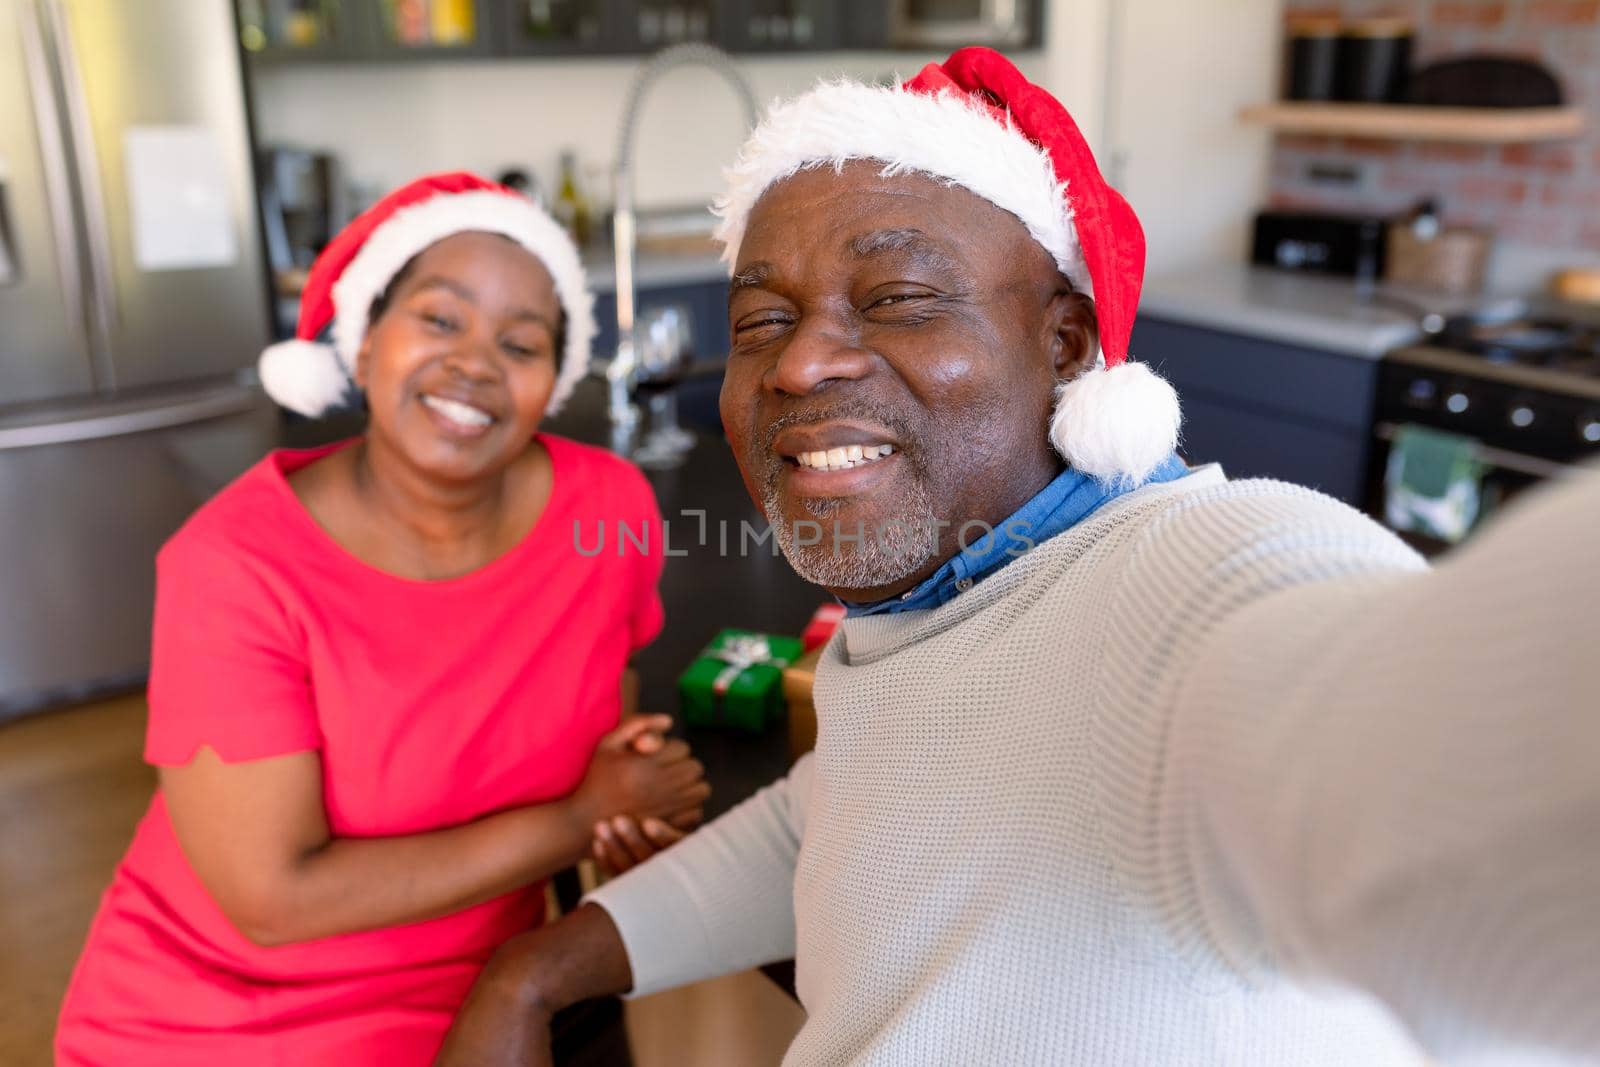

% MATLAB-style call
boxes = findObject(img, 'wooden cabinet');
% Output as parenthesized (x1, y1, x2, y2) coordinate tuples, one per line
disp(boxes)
(1132, 316, 1379, 506)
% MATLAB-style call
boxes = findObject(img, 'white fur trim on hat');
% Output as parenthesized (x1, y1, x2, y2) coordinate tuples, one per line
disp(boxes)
(258, 338, 350, 418)
(1050, 359, 1181, 488)
(327, 190, 595, 416)
(712, 78, 1088, 293)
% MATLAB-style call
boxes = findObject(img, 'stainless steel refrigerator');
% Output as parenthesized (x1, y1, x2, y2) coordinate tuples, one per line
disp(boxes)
(1, 0, 278, 718)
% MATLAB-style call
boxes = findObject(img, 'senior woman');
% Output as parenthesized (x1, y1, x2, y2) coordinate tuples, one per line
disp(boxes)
(56, 173, 705, 1066)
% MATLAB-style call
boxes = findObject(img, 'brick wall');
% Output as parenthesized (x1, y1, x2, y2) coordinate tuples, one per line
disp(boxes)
(1270, 0, 1600, 250)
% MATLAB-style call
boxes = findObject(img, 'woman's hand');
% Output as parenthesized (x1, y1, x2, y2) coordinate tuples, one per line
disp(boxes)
(568, 716, 710, 834)
(592, 815, 689, 877)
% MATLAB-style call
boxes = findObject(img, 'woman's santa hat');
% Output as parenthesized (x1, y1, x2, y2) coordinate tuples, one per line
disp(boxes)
(712, 47, 1181, 486)
(258, 171, 595, 419)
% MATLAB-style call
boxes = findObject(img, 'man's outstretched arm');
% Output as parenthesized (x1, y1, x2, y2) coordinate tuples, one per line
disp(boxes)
(1102, 469, 1600, 1062)
(436, 755, 817, 1067)
(435, 903, 630, 1067)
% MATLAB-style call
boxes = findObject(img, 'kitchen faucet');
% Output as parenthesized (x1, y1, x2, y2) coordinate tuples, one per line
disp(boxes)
(606, 44, 759, 455)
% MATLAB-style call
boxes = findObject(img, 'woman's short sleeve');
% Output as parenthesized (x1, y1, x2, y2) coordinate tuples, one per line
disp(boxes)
(144, 538, 321, 766)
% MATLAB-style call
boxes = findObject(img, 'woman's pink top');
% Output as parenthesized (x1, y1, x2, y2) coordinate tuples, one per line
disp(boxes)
(56, 434, 664, 1066)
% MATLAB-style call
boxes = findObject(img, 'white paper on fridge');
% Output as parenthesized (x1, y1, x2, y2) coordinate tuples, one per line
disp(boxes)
(123, 126, 238, 272)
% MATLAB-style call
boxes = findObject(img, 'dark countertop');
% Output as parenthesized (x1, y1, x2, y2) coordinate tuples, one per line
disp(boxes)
(542, 376, 819, 820)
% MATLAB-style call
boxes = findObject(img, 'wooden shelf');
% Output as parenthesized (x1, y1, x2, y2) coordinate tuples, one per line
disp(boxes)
(1240, 102, 1585, 143)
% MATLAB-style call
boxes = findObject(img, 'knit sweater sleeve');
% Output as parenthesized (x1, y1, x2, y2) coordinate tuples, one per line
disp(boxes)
(1095, 472, 1600, 1062)
(583, 753, 814, 997)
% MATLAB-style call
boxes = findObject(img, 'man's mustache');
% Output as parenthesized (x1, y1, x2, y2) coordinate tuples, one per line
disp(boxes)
(759, 401, 920, 457)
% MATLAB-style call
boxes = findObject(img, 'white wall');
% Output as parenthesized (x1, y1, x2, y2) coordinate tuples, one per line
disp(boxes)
(251, 50, 1046, 213)
(249, 1, 1283, 271)
(1099, 0, 1284, 274)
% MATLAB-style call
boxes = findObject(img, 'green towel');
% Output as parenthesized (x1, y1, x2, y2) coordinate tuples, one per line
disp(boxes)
(1383, 425, 1486, 543)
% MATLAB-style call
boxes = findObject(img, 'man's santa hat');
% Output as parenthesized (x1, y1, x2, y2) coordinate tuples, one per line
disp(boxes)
(258, 171, 595, 418)
(712, 47, 1180, 486)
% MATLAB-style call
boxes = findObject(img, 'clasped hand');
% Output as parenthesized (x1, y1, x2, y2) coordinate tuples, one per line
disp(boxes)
(569, 715, 709, 876)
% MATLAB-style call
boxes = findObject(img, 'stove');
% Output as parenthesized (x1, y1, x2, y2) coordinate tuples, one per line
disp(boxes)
(1379, 309, 1600, 470)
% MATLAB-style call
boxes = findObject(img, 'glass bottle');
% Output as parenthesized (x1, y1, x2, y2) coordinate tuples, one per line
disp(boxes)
(552, 151, 592, 247)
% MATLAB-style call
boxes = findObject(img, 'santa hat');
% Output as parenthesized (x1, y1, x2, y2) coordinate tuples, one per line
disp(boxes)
(259, 171, 595, 419)
(712, 48, 1181, 486)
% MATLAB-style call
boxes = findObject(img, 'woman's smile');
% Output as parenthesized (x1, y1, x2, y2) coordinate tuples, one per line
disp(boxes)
(419, 391, 498, 438)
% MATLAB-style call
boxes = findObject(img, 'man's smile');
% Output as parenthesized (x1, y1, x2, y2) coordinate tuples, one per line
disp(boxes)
(766, 418, 911, 501)
(793, 443, 896, 472)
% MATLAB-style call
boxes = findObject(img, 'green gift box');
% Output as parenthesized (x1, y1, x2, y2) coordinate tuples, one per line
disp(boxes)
(678, 629, 805, 732)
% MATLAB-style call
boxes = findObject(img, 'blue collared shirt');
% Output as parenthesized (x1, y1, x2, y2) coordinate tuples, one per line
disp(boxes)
(843, 455, 1191, 617)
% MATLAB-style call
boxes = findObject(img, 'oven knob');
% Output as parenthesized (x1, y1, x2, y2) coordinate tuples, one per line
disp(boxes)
(1509, 405, 1535, 429)
(1580, 413, 1600, 444)
(1445, 391, 1470, 415)
(1406, 378, 1437, 406)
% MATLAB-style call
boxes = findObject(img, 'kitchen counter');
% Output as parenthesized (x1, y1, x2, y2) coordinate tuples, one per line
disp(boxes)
(1140, 264, 1523, 359)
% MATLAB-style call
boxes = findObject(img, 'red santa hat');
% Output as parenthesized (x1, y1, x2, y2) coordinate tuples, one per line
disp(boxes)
(712, 47, 1181, 486)
(258, 171, 595, 419)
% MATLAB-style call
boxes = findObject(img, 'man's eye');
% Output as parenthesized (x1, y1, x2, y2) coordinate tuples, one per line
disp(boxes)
(420, 312, 460, 333)
(736, 314, 790, 335)
(865, 293, 936, 322)
(868, 293, 929, 311)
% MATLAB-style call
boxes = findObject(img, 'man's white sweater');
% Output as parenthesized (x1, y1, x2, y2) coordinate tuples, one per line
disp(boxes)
(590, 467, 1600, 1065)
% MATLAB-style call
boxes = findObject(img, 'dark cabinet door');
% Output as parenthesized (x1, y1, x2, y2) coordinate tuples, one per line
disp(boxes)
(1132, 316, 1378, 506)
(720, 0, 838, 52)
(615, 0, 718, 52)
(496, 0, 620, 56)
(833, 2, 891, 49)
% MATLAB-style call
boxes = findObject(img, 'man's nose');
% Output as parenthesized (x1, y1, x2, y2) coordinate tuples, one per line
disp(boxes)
(766, 313, 871, 396)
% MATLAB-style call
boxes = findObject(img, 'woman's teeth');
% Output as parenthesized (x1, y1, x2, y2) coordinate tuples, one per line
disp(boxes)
(421, 394, 493, 429)
(795, 443, 896, 472)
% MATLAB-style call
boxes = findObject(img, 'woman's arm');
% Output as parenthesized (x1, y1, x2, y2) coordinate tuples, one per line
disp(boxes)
(163, 714, 709, 947)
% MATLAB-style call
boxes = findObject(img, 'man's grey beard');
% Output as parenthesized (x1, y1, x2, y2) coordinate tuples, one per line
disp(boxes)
(756, 404, 942, 592)
(762, 477, 943, 592)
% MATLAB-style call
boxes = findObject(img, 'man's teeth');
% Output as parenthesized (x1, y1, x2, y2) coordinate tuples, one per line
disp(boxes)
(795, 443, 896, 472)
(422, 394, 493, 428)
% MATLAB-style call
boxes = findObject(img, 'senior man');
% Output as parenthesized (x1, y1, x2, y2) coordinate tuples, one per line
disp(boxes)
(439, 49, 1599, 1066)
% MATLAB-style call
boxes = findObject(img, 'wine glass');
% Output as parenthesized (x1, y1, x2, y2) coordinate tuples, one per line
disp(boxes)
(629, 303, 697, 469)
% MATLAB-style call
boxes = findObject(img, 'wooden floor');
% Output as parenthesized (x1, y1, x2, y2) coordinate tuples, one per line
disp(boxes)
(0, 696, 803, 1067)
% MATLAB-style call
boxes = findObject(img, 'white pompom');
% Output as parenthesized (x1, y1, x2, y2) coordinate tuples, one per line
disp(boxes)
(257, 339, 350, 417)
(1049, 359, 1182, 488)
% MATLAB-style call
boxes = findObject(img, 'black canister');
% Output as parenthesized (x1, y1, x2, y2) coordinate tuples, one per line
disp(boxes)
(1337, 17, 1414, 103)
(1285, 14, 1341, 101)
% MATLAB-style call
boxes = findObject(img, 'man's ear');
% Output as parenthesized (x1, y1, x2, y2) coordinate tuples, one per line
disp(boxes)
(1046, 289, 1100, 381)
